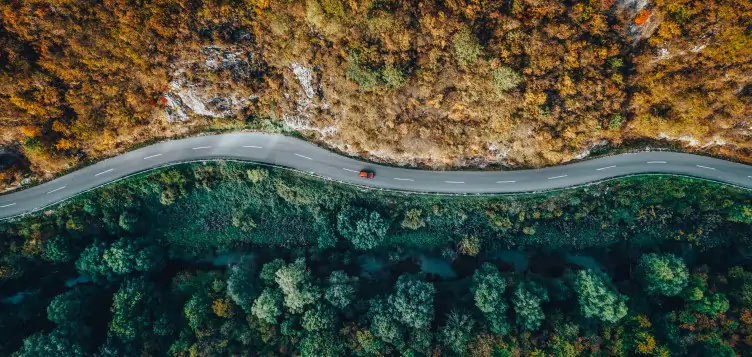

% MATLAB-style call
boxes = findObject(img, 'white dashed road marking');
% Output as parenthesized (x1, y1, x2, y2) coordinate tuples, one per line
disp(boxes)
(342, 168, 358, 173)
(242, 145, 263, 149)
(393, 178, 414, 181)
(496, 180, 517, 183)
(444, 181, 465, 184)
(192, 146, 212, 150)
(47, 186, 66, 194)
(0, 203, 16, 208)
(647, 161, 667, 164)
(295, 154, 313, 160)
(143, 154, 162, 160)
(596, 165, 616, 171)
(696, 165, 716, 170)
(94, 169, 114, 177)
(548, 175, 568, 180)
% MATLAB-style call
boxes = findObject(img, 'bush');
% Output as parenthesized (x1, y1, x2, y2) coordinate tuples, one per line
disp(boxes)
(381, 64, 406, 89)
(347, 51, 380, 90)
(608, 115, 626, 130)
(452, 27, 481, 67)
(492, 66, 522, 93)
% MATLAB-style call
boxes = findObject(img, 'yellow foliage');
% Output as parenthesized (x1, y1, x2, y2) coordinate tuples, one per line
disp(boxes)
(55, 138, 75, 151)
(21, 234, 43, 257)
(212, 298, 232, 318)
(20, 126, 42, 138)
(635, 332, 656, 354)
(458, 235, 480, 257)
(634, 315, 653, 329)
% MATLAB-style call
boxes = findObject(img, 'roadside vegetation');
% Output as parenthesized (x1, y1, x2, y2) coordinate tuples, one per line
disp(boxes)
(2, 0, 751, 190)
(0, 162, 751, 356)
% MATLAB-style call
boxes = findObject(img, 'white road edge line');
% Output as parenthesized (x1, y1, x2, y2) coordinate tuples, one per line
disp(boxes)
(496, 180, 516, 183)
(294, 153, 313, 160)
(393, 178, 414, 181)
(192, 146, 212, 150)
(242, 145, 263, 149)
(548, 175, 568, 180)
(143, 154, 162, 160)
(696, 165, 716, 170)
(647, 161, 667, 164)
(47, 186, 67, 194)
(596, 165, 616, 171)
(444, 181, 464, 184)
(0, 203, 16, 208)
(94, 169, 114, 177)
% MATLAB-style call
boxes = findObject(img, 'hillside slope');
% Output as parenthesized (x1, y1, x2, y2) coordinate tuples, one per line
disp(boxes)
(1, 0, 750, 190)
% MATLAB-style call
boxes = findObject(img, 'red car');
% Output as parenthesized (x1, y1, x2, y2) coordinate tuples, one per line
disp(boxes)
(359, 170, 375, 179)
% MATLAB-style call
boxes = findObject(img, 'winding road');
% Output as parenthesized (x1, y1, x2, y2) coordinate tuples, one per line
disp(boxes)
(1, 132, 751, 219)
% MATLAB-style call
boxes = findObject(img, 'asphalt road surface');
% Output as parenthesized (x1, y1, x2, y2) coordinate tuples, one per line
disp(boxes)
(1, 132, 751, 219)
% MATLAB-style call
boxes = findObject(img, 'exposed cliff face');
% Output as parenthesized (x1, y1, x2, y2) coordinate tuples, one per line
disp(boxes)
(161, 46, 260, 123)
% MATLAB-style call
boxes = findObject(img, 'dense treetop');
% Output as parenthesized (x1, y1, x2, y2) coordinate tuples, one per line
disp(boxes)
(0, 162, 750, 355)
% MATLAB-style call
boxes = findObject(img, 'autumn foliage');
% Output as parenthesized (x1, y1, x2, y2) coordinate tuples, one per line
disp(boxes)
(0, 0, 750, 189)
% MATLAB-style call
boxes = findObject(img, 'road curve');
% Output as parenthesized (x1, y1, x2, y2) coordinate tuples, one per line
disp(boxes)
(1, 132, 751, 219)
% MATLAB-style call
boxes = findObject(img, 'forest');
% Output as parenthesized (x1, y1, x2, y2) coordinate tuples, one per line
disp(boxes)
(1, 0, 751, 190)
(0, 162, 750, 356)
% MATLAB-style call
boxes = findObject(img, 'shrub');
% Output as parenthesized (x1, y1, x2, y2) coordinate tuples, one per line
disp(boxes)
(608, 115, 626, 130)
(381, 64, 406, 89)
(347, 51, 380, 90)
(452, 27, 481, 67)
(492, 66, 522, 93)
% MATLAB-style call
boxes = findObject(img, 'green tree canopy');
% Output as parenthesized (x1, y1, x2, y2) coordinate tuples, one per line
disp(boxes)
(302, 303, 337, 332)
(637, 253, 689, 296)
(336, 207, 390, 250)
(47, 287, 93, 325)
(102, 238, 164, 275)
(260, 259, 286, 285)
(227, 255, 258, 312)
(109, 277, 155, 341)
(389, 274, 435, 329)
(324, 270, 355, 310)
(76, 238, 164, 279)
(512, 281, 549, 331)
(472, 263, 510, 335)
(368, 298, 405, 348)
(573, 270, 628, 324)
(251, 288, 283, 324)
(184, 294, 212, 332)
(12, 328, 83, 357)
(43, 235, 73, 263)
(275, 259, 320, 313)
(438, 311, 474, 355)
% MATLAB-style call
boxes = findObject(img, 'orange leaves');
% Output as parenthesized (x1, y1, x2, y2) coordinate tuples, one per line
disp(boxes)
(20, 126, 42, 138)
(634, 9, 652, 25)
(55, 138, 75, 151)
